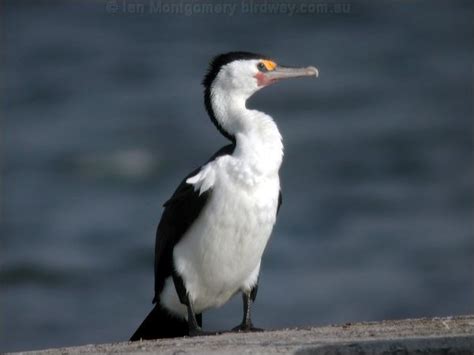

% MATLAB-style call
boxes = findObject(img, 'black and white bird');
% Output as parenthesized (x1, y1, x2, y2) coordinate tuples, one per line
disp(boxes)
(130, 52, 318, 340)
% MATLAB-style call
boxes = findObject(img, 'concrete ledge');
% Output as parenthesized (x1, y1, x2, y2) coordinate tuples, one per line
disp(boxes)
(11, 315, 474, 354)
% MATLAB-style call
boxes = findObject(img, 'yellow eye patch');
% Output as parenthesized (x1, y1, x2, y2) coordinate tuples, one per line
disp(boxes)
(261, 60, 277, 71)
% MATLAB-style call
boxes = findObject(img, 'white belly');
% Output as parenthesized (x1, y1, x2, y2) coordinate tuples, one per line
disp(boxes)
(160, 166, 280, 317)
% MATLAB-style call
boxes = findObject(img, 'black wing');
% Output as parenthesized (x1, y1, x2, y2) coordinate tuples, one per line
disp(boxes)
(277, 190, 282, 215)
(152, 144, 235, 303)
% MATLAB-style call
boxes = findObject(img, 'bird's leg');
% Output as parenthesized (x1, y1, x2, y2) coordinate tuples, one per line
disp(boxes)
(232, 288, 263, 332)
(172, 269, 215, 337)
(184, 296, 202, 336)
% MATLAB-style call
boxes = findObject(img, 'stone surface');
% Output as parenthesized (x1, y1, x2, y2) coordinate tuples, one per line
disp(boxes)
(10, 315, 474, 354)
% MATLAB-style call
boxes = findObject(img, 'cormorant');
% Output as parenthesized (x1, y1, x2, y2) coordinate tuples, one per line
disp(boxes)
(131, 52, 318, 340)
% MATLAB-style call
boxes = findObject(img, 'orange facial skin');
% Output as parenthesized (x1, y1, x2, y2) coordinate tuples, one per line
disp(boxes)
(261, 60, 277, 71)
(255, 60, 278, 86)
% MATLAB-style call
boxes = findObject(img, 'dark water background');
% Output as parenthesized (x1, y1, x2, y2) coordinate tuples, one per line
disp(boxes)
(1, 0, 473, 352)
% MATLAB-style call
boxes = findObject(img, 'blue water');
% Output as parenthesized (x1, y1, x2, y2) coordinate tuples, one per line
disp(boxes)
(1, 0, 473, 352)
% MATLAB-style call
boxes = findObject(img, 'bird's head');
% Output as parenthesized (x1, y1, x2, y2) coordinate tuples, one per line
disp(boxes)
(203, 51, 318, 141)
(203, 51, 318, 97)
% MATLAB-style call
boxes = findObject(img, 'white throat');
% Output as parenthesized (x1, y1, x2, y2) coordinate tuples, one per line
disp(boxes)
(211, 85, 284, 175)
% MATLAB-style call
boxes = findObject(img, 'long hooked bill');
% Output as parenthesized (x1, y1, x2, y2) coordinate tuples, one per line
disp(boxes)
(266, 65, 319, 80)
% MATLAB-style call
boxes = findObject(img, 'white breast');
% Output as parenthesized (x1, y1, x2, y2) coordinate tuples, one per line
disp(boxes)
(160, 158, 279, 317)
(160, 110, 283, 318)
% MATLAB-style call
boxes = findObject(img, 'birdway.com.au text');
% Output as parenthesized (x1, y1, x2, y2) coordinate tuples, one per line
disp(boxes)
(106, 1, 351, 17)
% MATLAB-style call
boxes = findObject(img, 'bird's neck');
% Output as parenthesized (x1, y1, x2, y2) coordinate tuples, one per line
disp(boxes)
(211, 88, 284, 175)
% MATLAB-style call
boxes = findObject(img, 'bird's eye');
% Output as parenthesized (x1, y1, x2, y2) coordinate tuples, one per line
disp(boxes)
(257, 62, 268, 72)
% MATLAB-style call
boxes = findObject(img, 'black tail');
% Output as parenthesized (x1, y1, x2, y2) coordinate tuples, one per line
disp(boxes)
(130, 303, 188, 341)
